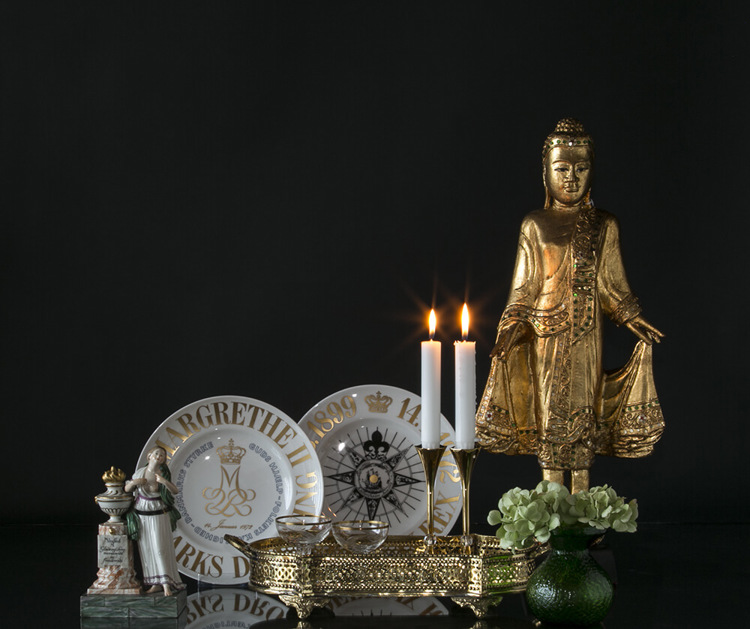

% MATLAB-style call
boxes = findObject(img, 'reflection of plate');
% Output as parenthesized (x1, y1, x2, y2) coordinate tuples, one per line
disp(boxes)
(138, 395, 324, 585)
(327, 596, 448, 616)
(186, 589, 287, 627)
(300, 385, 462, 536)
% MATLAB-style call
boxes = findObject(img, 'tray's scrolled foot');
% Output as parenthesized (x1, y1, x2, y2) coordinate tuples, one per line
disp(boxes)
(278, 594, 330, 620)
(451, 595, 503, 618)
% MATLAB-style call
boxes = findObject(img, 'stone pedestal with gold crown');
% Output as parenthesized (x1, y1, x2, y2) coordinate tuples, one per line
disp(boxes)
(86, 520, 141, 595)
(86, 468, 141, 596)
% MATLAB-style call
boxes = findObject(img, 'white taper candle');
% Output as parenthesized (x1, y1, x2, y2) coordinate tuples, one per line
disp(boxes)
(421, 309, 441, 449)
(455, 304, 476, 450)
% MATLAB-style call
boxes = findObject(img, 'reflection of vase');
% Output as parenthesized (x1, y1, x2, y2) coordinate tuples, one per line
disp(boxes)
(525, 529, 614, 626)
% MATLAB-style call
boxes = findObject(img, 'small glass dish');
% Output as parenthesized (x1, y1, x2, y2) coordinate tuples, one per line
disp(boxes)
(332, 520, 389, 554)
(275, 515, 332, 555)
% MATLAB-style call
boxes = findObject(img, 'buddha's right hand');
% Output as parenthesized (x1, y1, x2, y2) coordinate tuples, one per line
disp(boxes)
(490, 321, 531, 361)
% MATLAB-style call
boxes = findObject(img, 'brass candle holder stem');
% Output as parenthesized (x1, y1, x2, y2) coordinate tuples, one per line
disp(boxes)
(415, 445, 446, 547)
(451, 445, 480, 547)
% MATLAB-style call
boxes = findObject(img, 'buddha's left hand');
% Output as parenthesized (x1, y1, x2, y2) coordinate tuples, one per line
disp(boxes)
(625, 315, 664, 344)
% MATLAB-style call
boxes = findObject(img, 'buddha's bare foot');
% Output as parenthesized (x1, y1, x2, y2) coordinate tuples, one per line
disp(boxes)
(163, 584, 172, 596)
(147, 585, 161, 594)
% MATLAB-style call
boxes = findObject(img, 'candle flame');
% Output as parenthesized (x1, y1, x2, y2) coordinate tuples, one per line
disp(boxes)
(461, 303, 470, 340)
(429, 309, 437, 340)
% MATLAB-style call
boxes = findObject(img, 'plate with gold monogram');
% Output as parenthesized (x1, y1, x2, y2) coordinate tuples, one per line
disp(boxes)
(136, 395, 324, 585)
(300, 384, 462, 536)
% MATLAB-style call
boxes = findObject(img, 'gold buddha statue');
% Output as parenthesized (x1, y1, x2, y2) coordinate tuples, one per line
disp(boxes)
(476, 118, 665, 493)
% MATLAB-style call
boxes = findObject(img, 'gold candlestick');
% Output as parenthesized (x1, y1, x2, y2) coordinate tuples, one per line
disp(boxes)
(451, 445, 480, 547)
(415, 445, 446, 546)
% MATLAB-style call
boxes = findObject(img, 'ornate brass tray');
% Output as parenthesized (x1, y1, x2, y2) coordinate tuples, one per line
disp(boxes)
(225, 534, 544, 618)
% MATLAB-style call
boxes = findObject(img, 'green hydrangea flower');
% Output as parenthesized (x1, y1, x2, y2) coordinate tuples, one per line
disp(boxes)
(487, 481, 638, 549)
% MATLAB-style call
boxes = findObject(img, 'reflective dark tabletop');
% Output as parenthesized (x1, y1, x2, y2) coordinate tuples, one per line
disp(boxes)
(3, 523, 746, 627)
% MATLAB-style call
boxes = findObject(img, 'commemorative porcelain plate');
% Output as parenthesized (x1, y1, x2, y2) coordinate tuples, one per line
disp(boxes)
(137, 395, 324, 585)
(300, 384, 462, 536)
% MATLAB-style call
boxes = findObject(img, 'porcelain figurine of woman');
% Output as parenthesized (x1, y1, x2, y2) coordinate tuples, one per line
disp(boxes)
(476, 118, 665, 493)
(125, 446, 185, 596)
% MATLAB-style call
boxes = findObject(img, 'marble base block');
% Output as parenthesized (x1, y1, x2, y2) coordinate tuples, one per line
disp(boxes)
(80, 589, 187, 619)
(81, 614, 186, 629)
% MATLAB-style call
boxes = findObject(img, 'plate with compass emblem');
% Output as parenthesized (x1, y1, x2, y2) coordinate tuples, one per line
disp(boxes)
(136, 395, 323, 585)
(300, 384, 462, 536)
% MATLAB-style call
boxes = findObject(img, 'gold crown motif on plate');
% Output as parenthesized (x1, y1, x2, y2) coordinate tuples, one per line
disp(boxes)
(365, 391, 392, 413)
(217, 439, 246, 465)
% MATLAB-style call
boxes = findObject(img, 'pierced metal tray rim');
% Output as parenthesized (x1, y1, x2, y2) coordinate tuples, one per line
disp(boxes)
(225, 533, 544, 594)
(227, 533, 540, 559)
(245, 581, 529, 599)
(225, 533, 545, 619)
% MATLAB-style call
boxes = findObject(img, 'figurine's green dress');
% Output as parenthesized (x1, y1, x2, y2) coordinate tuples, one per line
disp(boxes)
(131, 467, 185, 592)
(476, 205, 664, 470)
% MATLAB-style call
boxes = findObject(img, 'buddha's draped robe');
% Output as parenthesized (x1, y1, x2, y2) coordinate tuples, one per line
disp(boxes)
(476, 206, 664, 470)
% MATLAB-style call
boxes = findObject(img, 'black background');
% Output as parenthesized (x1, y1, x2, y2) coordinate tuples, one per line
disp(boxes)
(1, 1, 746, 528)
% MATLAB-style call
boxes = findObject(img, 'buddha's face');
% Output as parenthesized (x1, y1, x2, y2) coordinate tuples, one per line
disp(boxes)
(544, 145, 593, 208)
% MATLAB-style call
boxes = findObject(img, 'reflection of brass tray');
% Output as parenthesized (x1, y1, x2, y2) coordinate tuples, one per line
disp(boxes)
(225, 534, 544, 619)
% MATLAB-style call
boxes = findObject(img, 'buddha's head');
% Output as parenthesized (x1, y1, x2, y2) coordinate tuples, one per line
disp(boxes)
(542, 118, 595, 209)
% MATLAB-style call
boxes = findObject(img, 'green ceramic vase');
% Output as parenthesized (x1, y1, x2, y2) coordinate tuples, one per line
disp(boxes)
(525, 529, 614, 626)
